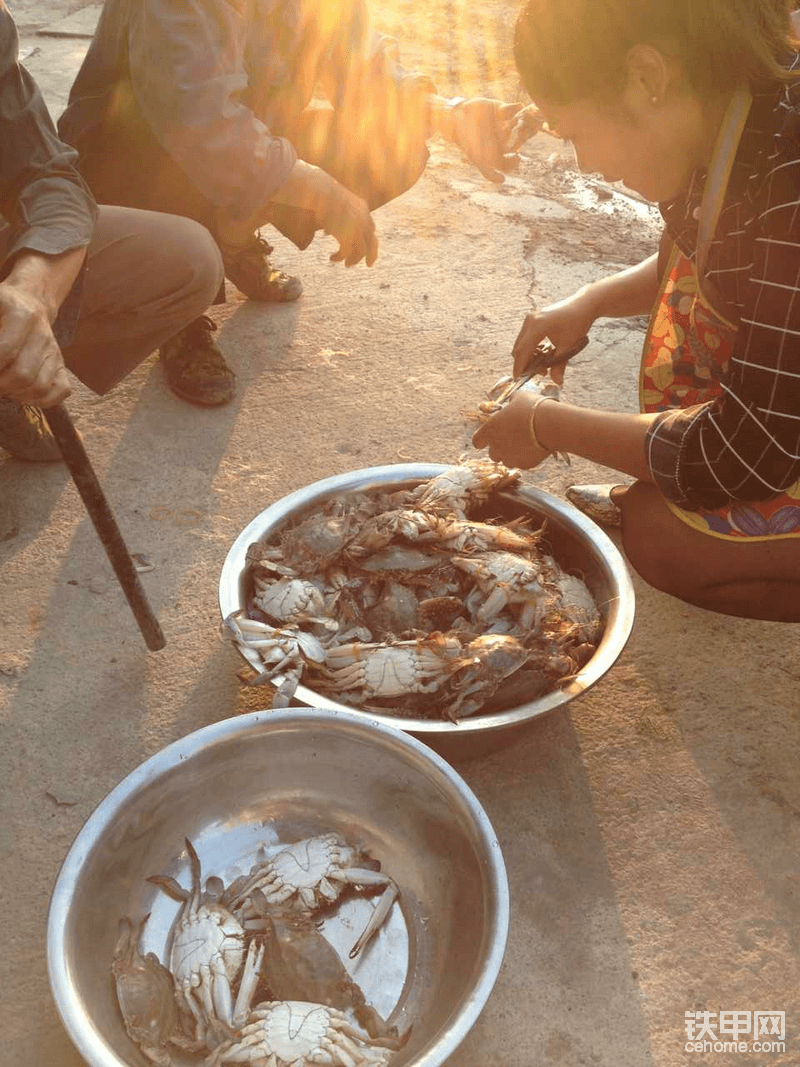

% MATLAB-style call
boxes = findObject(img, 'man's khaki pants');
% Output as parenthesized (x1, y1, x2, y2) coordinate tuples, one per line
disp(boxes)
(0, 206, 223, 395)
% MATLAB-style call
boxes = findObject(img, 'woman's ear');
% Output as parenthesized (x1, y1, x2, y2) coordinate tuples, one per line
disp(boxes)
(625, 43, 673, 107)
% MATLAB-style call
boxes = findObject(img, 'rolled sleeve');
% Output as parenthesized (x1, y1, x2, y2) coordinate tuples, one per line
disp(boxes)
(645, 404, 719, 509)
(128, 0, 297, 220)
(0, 8, 96, 266)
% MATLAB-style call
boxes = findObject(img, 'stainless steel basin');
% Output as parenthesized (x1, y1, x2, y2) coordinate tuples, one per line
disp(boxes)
(48, 707, 509, 1067)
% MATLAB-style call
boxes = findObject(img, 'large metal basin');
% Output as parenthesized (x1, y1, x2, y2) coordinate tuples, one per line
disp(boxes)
(48, 708, 509, 1067)
(219, 464, 635, 753)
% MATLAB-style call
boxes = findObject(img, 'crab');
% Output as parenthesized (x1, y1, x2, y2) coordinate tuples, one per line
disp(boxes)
(204, 1000, 393, 1067)
(472, 371, 561, 423)
(355, 544, 446, 576)
(541, 559, 602, 644)
(229, 833, 399, 959)
(418, 515, 540, 555)
(336, 507, 429, 560)
(111, 914, 201, 1066)
(222, 612, 326, 706)
(146, 838, 250, 1042)
(362, 580, 421, 637)
(454, 550, 546, 630)
(253, 575, 337, 632)
(316, 631, 540, 720)
(316, 634, 462, 704)
(278, 496, 376, 572)
(243, 912, 410, 1047)
(408, 458, 521, 518)
(443, 633, 537, 720)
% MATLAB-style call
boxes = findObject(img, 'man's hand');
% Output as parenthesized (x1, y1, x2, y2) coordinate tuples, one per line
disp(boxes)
(0, 249, 85, 406)
(447, 98, 525, 182)
(0, 284, 70, 405)
(506, 104, 550, 152)
(316, 178, 379, 267)
(258, 161, 379, 268)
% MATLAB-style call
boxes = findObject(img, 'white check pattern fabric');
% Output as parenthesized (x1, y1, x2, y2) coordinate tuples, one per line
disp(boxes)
(648, 57, 800, 512)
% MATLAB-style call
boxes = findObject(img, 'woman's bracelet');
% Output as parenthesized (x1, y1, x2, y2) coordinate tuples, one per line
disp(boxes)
(528, 395, 558, 452)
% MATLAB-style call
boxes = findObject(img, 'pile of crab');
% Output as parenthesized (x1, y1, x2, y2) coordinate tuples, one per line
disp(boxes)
(113, 832, 406, 1067)
(223, 458, 602, 721)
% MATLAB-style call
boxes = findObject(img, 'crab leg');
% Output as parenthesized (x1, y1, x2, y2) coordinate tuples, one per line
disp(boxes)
(178, 984, 206, 1044)
(145, 874, 190, 901)
(232, 940, 264, 1027)
(332, 871, 400, 958)
(198, 968, 217, 1024)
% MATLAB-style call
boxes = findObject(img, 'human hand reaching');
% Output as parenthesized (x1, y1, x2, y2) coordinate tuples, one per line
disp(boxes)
(448, 98, 526, 182)
(316, 177, 379, 267)
(255, 161, 379, 268)
(505, 103, 550, 151)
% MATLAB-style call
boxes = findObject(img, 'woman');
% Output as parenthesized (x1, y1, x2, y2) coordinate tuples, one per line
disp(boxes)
(474, 0, 800, 621)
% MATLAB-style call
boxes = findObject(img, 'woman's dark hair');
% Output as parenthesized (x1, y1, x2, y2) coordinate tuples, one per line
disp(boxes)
(514, 0, 800, 104)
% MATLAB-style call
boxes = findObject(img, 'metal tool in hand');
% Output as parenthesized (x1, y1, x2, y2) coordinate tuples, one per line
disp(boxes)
(45, 403, 166, 651)
(515, 333, 590, 383)
(480, 334, 590, 415)
(475, 335, 589, 463)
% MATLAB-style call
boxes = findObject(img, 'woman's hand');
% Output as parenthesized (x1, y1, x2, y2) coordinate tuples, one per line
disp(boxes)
(472, 391, 553, 469)
(512, 288, 597, 381)
(448, 98, 524, 183)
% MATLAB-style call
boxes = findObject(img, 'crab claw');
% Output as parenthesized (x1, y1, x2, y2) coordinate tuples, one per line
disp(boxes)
(344, 874, 400, 958)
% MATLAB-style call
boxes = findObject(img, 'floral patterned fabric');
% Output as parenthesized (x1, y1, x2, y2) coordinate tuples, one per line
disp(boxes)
(640, 249, 800, 539)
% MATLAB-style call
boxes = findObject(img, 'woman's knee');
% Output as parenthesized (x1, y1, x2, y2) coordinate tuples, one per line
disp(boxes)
(617, 481, 681, 594)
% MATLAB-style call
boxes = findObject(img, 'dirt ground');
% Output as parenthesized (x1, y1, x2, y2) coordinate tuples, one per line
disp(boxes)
(3, 1, 800, 1065)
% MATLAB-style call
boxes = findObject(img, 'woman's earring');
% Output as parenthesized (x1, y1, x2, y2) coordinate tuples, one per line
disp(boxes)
(651, 95, 659, 104)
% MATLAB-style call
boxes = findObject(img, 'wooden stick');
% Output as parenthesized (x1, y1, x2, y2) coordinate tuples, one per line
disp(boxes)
(45, 403, 166, 651)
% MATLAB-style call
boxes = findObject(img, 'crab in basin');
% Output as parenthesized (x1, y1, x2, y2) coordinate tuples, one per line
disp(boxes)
(316, 633, 463, 706)
(222, 611, 326, 705)
(408, 458, 521, 518)
(252, 573, 338, 633)
(454, 550, 546, 630)
(205, 1000, 393, 1067)
(112, 914, 201, 1066)
(229, 833, 399, 959)
(443, 633, 537, 720)
(147, 839, 251, 1043)
(540, 557, 602, 644)
(240, 913, 410, 1047)
(278, 495, 377, 572)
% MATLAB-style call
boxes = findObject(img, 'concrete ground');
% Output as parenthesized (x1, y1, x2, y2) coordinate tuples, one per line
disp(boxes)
(3, 2, 799, 1065)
